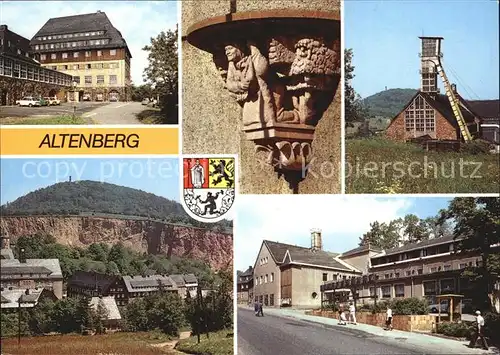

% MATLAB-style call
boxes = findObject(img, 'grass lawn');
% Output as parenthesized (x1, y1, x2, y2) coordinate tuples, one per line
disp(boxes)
(346, 138, 499, 193)
(0, 115, 89, 125)
(175, 330, 233, 355)
(0, 331, 176, 355)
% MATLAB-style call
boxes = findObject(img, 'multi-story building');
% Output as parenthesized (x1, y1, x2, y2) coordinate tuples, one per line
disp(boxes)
(253, 230, 361, 308)
(237, 266, 253, 304)
(0, 237, 64, 299)
(321, 235, 500, 313)
(67, 271, 198, 306)
(30, 11, 132, 102)
(0, 24, 72, 105)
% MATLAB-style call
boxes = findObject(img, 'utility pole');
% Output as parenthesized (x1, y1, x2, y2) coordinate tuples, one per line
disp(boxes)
(18, 295, 21, 347)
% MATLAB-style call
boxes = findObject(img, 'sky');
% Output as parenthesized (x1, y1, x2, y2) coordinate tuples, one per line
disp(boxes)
(0, 157, 180, 205)
(345, 0, 499, 100)
(234, 196, 452, 271)
(0, 1, 177, 85)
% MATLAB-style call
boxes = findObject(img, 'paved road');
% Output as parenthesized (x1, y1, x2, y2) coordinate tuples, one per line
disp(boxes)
(82, 101, 144, 124)
(238, 308, 422, 355)
(0, 102, 106, 118)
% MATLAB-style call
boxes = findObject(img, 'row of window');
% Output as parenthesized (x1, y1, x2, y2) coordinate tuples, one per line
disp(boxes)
(259, 257, 269, 265)
(322, 273, 351, 282)
(256, 272, 275, 285)
(368, 278, 457, 299)
(72, 75, 118, 85)
(35, 39, 110, 51)
(0, 57, 72, 85)
(40, 49, 117, 60)
(36, 31, 105, 41)
(405, 96, 436, 132)
(46, 62, 120, 71)
(372, 243, 454, 266)
(374, 260, 479, 281)
(255, 294, 275, 306)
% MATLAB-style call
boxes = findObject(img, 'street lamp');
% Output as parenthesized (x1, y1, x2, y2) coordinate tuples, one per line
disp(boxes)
(72, 81, 77, 118)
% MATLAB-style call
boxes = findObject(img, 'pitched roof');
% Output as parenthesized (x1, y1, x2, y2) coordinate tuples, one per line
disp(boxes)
(339, 244, 382, 258)
(263, 240, 355, 272)
(1, 248, 15, 260)
(240, 266, 253, 277)
(0, 259, 62, 279)
(30, 12, 131, 57)
(67, 271, 119, 293)
(373, 235, 458, 259)
(466, 100, 499, 119)
(122, 274, 184, 293)
(419, 92, 477, 126)
(90, 296, 121, 320)
(0, 288, 45, 308)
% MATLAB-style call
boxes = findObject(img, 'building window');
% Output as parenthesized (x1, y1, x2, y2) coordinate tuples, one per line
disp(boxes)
(97, 50, 102, 56)
(270, 272, 274, 283)
(405, 96, 435, 133)
(440, 279, 455, 293)
(86, 64, 91, 69)
(430, 267, 437, 273)
(369, 286, 375, 297)
(85, 51, 91, 57)
(385, 273, 390, 279)
(264, 274, 268, 283)
(110, 49, 116, 55)
(264, 294, 269, 306)
(459, 263, 467, 269)
(394, 284, 404, 297)
(381, 285, 391, 299)
(444, 264, 451, 271)
(322, 273, 328, 282)
(52, 66, 57, 70)
(395, 272, 400, 278)
(97, 75, 104, 84)
(73, 65, 78, 70)
(73, 76, 80, 84)
(107, 75, 117, 85)
(270, 294, 274, 306)
(405, 270, 411, 276)
(85, 76, 92, 85)
(51, 53, 57, 59)
(423, 281, 437, 296)
(73, 52, 79, 58)
(62, 53, 68, 59)
(260, 276, 263, 285)
(417, 268, 423, 275)
(40, 54, 46, 60)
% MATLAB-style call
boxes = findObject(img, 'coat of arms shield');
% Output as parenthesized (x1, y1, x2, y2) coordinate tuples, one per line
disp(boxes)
(180, 155, 237, 222)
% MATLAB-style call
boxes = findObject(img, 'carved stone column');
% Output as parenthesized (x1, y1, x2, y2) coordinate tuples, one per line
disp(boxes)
(183, 2, 341, 193)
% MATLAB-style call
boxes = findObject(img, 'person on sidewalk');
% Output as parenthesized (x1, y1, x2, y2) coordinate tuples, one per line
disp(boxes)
(468, 310, 489, 350)
(349, 302, 357, 325)
(385, 306, 393, 330)
(338, 307, 347, 325)
(258, 302, 264, 317)
(254, 301, 259, 316)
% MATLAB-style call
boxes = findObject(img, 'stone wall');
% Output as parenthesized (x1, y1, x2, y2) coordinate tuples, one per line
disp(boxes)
(306, 310, 435, 332)
(181, 0, 341, 194)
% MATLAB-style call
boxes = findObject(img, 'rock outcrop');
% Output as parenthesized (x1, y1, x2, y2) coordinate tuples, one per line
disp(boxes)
(0, 216, 233, 270)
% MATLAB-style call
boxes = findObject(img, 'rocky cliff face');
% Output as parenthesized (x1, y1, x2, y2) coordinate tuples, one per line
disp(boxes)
(0, 216, 233, 270)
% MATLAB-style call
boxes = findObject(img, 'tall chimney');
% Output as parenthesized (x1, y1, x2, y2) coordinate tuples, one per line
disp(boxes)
(310, 228, 322, 251)
(1, 236, 10, 250)
(419, 36, 443, 94)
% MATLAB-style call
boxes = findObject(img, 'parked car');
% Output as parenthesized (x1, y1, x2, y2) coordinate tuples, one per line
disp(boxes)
(15, 97, 41, 107)
(141, 98, 150, 105)
(429, 301, 449, 313)
(109, 96, 118, 102)
(38, 97, 49, 106)
(44, 97, 60, 105)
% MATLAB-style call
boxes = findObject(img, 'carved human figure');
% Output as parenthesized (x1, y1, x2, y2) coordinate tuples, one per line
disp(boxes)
(224, 42, 275, 126)
(190, 159, 205, 188)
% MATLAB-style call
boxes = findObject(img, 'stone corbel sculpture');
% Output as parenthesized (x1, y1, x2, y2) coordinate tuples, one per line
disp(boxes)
(187, 11, 341, 180)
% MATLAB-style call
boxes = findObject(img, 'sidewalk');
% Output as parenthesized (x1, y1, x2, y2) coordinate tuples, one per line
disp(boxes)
(238, 305, 498, 355)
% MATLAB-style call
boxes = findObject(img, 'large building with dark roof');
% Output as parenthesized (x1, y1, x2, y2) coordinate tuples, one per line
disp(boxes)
(236, 266, 254, 304)
(0, 24, 72, 105)
(252, 230, 361, 308)
(30, 11, 132, 102)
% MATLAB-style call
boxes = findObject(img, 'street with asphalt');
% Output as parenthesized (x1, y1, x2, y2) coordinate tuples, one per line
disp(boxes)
(237, 306, 496, 355)
(0, 101, 150, 124)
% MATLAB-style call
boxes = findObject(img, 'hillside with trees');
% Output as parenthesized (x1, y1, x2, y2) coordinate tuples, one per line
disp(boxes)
(363, 88, 417, 118)
(0, 180, 232, 231)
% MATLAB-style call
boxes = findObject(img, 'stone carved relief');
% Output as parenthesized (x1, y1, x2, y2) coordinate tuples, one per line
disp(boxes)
(213, 36, 340, 172)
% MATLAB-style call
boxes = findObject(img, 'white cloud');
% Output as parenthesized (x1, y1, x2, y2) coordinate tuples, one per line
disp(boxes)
(0, 1, 177, 85)
(234, 195, 414, 271)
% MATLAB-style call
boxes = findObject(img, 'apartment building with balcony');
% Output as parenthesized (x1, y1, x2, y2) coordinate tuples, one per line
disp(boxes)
(30, 11, 132, 102)
(321, 235, 500, 312)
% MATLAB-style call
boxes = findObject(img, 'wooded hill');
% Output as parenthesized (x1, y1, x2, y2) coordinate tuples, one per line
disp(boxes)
(363, 88, 417, 118)
(0, 180, 232, 231)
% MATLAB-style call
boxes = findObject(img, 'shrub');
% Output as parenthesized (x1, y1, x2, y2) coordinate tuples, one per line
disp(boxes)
(391, 297, 428, 315)
(484, 312, 500, 345)
(437, 321, 474, 339)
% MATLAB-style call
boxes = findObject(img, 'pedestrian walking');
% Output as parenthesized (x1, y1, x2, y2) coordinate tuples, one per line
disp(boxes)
(468, 310, 489, 350)
(349, 302, 357, 325)
(254, 301, 259, 316)
(258, 302, 264, 317)
(385, 306, 393, 330)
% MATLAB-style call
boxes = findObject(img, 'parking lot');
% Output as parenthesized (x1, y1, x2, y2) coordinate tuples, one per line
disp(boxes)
(0, 101, 107, 118)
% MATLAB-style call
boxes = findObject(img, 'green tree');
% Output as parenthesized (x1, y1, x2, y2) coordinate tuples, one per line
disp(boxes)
(439, 197, 500, 311)
(344, 48, 368, 125)
(401, 214, 429, 244)
(147, 292, 185, 336)
(28, 298, 55, 334)
(142, 28, 178, 123)
(359, 220, 401, 250)
(93, 298, 109, 334)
